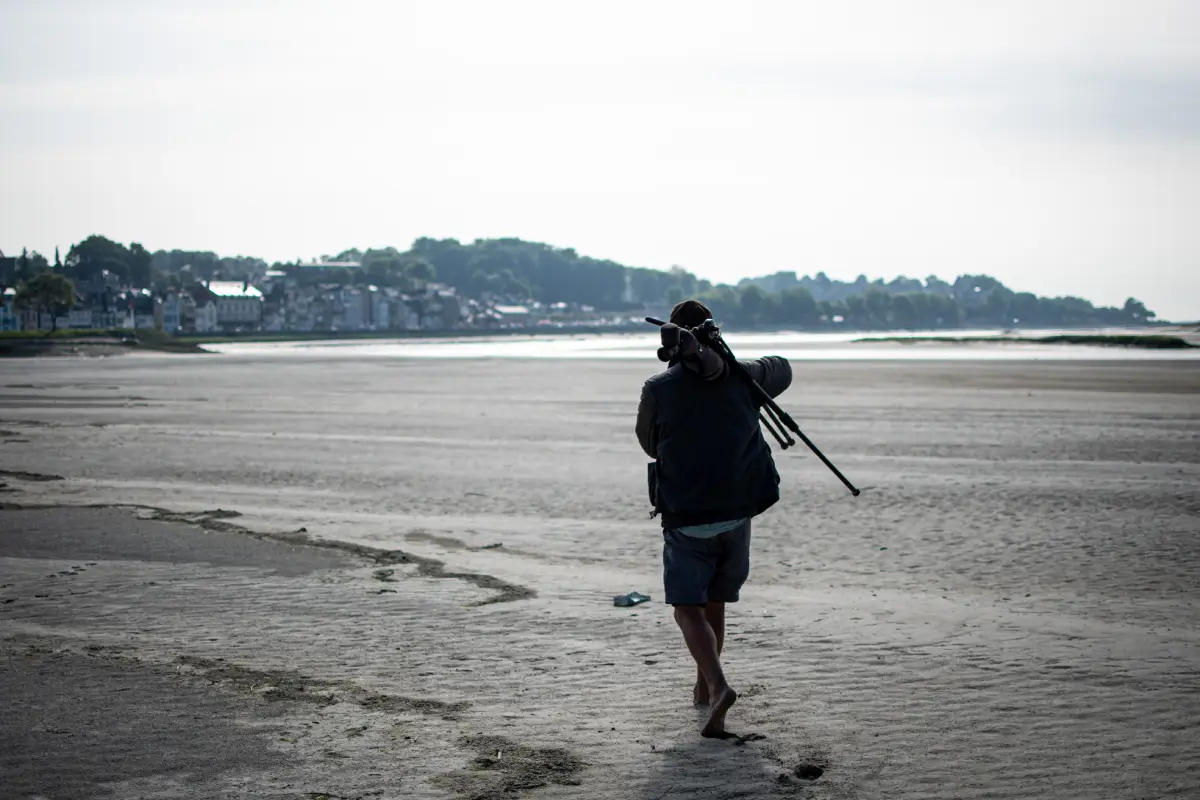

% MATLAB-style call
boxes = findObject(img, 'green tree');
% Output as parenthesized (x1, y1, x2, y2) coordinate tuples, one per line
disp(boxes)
(844, 294, 868, 327)
(776, 287, 818, 326)
(365, 257, 405, 287)
(699, 285, 740, 323)
(15, 250, 50, 282)
(129, 243, 153, 288)
(1122, 297, 1155, 322)
(984, 286, 1010, 325)
(485, 273, 506, 295)
(67, 235, 133, 284)
(469, 270, 493, 296)
(905, 292, 932, 328)
(820, 298, 848, 324)
(152, 271, 183, 294)
(1008, 292, 1038, 326)
(498, 267, 531, 297)
(928, 293, 963, 327)
(404, 258, 436, 284)
(891, 293, 917, 329)
(757, 292, 781, 326)
(15, 272, 76, 331)
(863, 287, 892, 327)
(738, 284, 766, 325)
(361, 247, 402, 269)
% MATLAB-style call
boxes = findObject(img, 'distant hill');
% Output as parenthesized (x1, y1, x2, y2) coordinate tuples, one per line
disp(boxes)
(728, 269, 1156, 329)
(3, 235, 1160, 331)
(379, 239, 1157, 330)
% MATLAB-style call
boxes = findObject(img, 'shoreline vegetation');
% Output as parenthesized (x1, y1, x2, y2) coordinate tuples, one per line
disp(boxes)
(852, 333, 1198, 349)
(0, 328, 207, 357)
(1, 326, 1196, 357)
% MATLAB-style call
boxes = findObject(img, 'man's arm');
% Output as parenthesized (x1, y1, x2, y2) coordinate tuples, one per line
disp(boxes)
(739, 356, 792, 399)
(635, 382, 658, 458)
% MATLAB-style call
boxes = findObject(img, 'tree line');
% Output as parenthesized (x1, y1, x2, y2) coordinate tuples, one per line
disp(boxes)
(2, 234, 1160, 331)
(349, 238, 1158, 329)
(703, 272, 1155, 329)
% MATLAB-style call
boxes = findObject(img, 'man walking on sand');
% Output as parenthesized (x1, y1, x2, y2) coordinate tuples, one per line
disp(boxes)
(636, 299, 792, 738)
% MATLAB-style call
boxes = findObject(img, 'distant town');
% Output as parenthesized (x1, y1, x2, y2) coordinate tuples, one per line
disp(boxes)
(0, 235, 1164, 336)
(0, 244, 637, 336)
(1, 267, 620, 337)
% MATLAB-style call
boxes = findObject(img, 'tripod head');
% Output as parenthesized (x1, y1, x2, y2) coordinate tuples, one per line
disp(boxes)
(645, 316, 728, 364)
(689, 318, 723, 347)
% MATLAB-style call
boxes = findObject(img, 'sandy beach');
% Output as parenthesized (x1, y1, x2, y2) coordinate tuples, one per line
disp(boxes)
(2, 346, 1198, 799)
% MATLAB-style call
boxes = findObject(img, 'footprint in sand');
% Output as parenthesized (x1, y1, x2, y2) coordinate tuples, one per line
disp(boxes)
(794, 763, 825, 780)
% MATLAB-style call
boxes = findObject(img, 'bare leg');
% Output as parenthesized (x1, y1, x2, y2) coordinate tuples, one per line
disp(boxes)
(674, 605, 737, 737)
(694, 602, 726, 705)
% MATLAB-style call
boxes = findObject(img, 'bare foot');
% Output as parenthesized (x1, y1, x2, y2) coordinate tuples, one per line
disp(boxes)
(693, 680, 709, 706)
(701, 685, 737, 738)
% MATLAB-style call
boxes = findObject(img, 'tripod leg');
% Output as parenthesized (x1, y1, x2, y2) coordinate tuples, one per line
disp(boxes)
(760, 413, 788, 448)
(789, 426, 861, 496)
(761, 404, 795, 447)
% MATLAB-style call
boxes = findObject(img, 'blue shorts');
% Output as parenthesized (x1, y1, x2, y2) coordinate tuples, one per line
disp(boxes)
(662, 520, 752, 606)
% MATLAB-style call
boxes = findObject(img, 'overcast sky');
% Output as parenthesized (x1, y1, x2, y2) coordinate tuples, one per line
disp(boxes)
(2, 0, 1197, 320)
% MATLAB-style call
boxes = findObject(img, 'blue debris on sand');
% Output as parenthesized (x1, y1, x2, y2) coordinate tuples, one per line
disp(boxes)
(613, 592, 650, 607)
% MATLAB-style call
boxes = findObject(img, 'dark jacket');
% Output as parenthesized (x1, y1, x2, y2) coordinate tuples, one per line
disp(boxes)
(636, 356, 793, 528)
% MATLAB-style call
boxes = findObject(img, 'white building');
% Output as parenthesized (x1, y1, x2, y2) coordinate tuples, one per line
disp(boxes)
(388, 294, 421, 330)
(90, 310, 119, 329)
(373, 292, 389, 329)
(298, 260, 362, 270)
(403, 303, 421, 330)
(0, 288, 18, 331)
(207, 281, 263, 327)
(340, 286, 365, 330)
(67, 309, 92, 328)
(160, 293, 182, 332)
(194, 301, 218, 333)
(494, 304, 532, 325)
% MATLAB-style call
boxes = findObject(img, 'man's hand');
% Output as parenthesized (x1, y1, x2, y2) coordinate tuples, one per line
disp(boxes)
(659, 323, 726, 380)
(658, 323, 700, 363)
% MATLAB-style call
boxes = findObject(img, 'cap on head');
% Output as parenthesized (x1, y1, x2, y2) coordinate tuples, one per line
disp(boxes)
(669, 299, 712, 329)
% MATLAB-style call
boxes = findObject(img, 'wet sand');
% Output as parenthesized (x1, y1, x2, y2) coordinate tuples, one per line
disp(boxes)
(1, 353, 1198, 799)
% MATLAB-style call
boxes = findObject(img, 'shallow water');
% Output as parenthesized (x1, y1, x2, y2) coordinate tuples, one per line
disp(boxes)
(203, 327, 1200, 361)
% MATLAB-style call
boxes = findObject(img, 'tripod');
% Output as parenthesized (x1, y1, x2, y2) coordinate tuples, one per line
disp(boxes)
(646, 316, 861, 497)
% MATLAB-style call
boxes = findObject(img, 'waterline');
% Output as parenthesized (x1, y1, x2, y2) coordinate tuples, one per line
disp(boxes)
(202, 329, 1200, 361)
